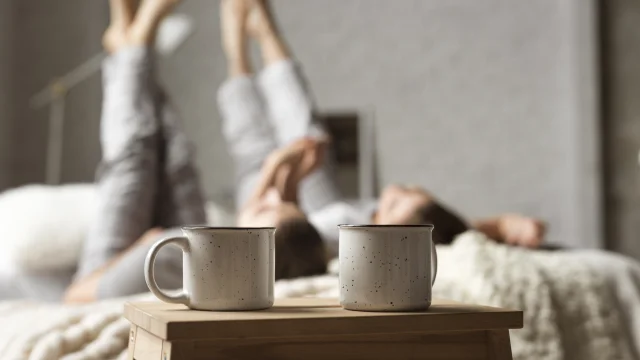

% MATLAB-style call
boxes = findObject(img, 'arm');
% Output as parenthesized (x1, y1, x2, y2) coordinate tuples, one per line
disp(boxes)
(473, 214, 546, 248)
(246, 137, 326, 207)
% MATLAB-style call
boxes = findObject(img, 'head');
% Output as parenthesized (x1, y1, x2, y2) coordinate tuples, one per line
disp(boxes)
(273, 217, 327, 280)
(374, 185, 469, 244)
(239, 188, 327, 280)
(239, 188, 305, 228)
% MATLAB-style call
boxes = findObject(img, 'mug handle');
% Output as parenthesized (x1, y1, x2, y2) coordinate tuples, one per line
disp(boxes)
(430, 240, 438, 286)
(144, 236, 190, 306)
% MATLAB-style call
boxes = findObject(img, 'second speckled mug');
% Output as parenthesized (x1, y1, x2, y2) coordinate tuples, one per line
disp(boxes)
(339, 225, 437, 312)
(145, 226, 275, 311)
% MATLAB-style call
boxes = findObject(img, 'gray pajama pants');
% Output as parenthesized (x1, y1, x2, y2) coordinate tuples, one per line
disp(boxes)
(74, 50, 341, 299)
(76, 47, 208, 298)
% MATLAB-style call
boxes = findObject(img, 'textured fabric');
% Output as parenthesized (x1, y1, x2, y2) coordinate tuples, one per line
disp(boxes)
(76, 47, 206, 294)
(434, 232, 639, 360)
(2, 232, 639, 360)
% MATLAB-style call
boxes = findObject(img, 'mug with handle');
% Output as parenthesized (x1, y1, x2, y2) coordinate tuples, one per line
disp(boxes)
(145, 226, 276, 311)
(338, 224, 437, 311)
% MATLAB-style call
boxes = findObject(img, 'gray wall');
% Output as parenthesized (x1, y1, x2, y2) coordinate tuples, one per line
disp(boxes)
(0, 1, 13, 189)
(166, 0, 600, 247)
(602, 0, 640, 259)
(8, 0, 602, 249)
(11, 0, 106, 186)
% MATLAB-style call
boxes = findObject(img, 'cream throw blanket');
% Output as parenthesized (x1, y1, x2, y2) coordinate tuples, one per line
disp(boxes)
(1, 231, 638, 360)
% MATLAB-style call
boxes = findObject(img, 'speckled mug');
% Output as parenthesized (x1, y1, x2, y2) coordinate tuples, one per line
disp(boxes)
(339, 225, 437, 311)
(144, 226, 275, 311)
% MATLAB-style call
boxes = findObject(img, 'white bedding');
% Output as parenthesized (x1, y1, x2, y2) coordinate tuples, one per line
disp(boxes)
(0, 184, 235, 276)
(1, 231, 639, 360)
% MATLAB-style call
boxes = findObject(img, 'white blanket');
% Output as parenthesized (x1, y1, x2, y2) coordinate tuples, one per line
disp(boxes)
(1, 231, 639, 360)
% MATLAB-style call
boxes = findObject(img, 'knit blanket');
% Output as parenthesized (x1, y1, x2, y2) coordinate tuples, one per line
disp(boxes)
(1, 231, 638, 360)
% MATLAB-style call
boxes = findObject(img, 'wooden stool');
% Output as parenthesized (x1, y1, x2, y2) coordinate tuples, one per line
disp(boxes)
(124, 298, 522, 360)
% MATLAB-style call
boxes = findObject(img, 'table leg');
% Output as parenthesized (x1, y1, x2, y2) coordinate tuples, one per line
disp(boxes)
(130, 327, 164, 360)
(126, 325, 137, 360)
(486, 330, 513, 360)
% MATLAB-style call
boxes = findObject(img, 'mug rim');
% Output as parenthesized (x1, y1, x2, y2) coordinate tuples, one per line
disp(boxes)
(182, 226, 276, 231)
(338, 224, 434, 228)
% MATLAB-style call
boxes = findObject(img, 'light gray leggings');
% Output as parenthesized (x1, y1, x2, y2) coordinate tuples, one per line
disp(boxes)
(77, 49, 341, 299)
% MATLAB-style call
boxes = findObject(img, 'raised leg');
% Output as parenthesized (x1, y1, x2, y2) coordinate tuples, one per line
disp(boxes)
(250, 0, 342, 213)
(218, 0, 278, 209)
(77, 0, 163, 277)
(153, 86, 208, 228)
(75, 0, 184, 287)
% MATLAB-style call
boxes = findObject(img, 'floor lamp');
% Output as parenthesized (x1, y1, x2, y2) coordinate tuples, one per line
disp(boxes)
(30, 14, 194, 185)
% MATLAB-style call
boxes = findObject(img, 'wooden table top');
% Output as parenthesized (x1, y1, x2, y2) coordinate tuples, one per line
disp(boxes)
(124, 298, 523, 341)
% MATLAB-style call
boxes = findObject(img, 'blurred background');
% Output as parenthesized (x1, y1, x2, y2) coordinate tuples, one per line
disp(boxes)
(0, 0, 637, 258)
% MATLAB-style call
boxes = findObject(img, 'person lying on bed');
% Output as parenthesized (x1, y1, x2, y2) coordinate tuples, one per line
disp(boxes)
(64, 0, 330, 303)
(217, 0, 547, 259)
(64, 0, 544, 303)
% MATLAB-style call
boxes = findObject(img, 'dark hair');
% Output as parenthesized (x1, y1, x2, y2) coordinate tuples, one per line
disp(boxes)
(275, 217, 327, 280)
(419, 201, 469, 245)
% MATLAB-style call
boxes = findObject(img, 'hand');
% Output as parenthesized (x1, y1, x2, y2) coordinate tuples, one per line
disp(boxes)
(262, 137, 327, 202)
(266, 137, 327, 182)
(496, 214, 546, 248)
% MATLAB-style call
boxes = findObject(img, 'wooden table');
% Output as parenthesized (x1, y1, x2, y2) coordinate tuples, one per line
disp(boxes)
(124, 298, 522, 360)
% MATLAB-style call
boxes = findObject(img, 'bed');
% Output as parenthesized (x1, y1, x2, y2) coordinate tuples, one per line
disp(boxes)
(0, 185, 638, 360)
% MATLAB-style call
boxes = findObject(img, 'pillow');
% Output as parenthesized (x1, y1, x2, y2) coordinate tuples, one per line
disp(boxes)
(0, 183, 236, 274)
(0, 184, 96, 274)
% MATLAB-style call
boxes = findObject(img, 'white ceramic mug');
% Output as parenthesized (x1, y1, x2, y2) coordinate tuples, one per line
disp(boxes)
(338, 225, 437, 311)
(144, 226, 275, 311)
